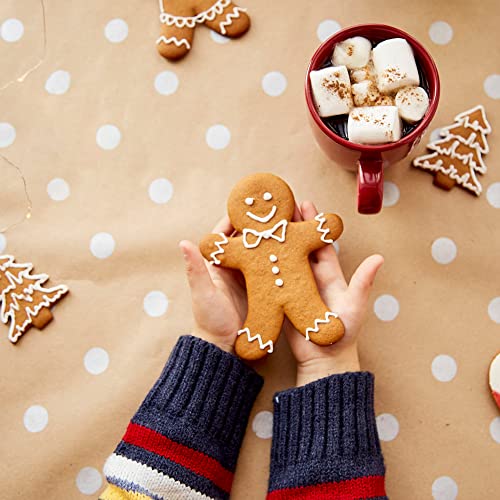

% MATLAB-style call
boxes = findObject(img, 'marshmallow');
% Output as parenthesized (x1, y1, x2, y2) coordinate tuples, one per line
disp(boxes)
(374, 95, 395, 106)
(372, 38, 420, 93)
(332, 37, 372, 69)
(350, 61, 376, 83)
(395, 86, 429, 123)
(352, 80, 380, 107)
(309, 66, 353, 117)
(348, 106, 402, 144)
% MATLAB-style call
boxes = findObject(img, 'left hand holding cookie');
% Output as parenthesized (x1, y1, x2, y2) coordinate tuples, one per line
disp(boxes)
(179, 216, 246, 354)
(285, 201, 384, 386)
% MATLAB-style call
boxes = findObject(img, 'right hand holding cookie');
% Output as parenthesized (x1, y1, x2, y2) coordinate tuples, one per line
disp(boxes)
(179, 216, 246, 354)
(285, 201, 384, 386)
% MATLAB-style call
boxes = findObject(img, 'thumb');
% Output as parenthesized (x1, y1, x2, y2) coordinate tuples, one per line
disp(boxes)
(179, 240, 214, 298)
(348, 254, 384, 308)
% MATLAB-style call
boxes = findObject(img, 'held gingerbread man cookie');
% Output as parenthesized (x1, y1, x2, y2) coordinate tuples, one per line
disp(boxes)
(157, 0, 250, 60)
(199, 173, 345, 360)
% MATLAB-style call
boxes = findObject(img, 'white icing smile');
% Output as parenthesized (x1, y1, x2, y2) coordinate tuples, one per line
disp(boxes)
(246, 205, 277, 223)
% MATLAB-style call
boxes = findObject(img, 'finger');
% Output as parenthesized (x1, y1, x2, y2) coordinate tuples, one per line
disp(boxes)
(212, 215, 234, 235)
(292, 203, 304, 222)
(179, 240, 215, 297)
(301, 200, 346, 285)
(348, 254, 384, 307)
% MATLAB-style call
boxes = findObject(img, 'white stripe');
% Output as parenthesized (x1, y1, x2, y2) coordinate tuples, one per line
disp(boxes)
(104, 453, 215, 500)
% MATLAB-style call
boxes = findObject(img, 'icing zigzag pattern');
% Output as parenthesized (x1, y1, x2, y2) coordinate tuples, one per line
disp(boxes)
(159, 0, 233, 28)
(305, 311, 339, 341)
(156, 36, 191, 49)
(210, 233, 229, 265)
(314, 212, 334, 244)
(238, 327, 274, 353)
(219, 6, 246, 34)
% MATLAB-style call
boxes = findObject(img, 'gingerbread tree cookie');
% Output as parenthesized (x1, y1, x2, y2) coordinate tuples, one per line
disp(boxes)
(199, 173, 345, 360)
(413, 105, 491, 195)
(157, 0, 250, 60)
(0, 255, 68, 344)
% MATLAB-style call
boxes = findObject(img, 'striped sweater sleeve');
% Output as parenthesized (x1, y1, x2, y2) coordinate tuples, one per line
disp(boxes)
(267, 372, 388, 500)
(100, 335, 264, 500)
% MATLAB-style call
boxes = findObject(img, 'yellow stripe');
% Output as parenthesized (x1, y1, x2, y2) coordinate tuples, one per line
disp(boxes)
(99, 484, 153, 500)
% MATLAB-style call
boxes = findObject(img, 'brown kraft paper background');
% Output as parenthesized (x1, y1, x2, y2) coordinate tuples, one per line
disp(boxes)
(0, 0, 499, 498)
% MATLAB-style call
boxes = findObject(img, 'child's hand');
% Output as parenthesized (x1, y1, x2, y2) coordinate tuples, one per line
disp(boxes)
(179, 216, 246, 354)
(285, 201, 384, 386)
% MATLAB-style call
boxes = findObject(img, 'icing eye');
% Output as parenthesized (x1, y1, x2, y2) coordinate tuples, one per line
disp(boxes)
(245, 197, 254, 206)
(263, 192, 273, 201)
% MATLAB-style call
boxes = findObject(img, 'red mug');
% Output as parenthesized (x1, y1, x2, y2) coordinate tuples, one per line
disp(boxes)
(305, 24, 440, 214)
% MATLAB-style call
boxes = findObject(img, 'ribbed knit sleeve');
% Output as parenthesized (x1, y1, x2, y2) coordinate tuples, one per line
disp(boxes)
(100, 335, 264, 500)
(267, 372, 387, 500)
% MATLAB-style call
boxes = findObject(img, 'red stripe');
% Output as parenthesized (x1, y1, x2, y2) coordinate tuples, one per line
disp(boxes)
(267, 475, 386, 500)
(122, 422, 233, 493)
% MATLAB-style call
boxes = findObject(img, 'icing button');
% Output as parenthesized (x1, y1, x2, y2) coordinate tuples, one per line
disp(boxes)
(272, 266, 279, 274)
(269, 254, 278, 262)
(275, 278, 284, 287)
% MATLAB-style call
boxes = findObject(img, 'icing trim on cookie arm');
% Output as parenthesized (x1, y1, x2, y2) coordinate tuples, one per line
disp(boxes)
(156, 35, 191, 50)
(315, 213, 335, 244)
(209, 233, 229, 265)
(246, 205, 277, 223)
(219, 6, 247, 35)
(238, 327, 273, 353)
(305, 311, 339, 341)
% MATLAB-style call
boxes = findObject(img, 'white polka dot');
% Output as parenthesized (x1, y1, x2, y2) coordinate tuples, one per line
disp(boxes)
(486, 183, 500, 208)
(47, 178, 70, 201)
(76, 467, 102, 495)
(45, 70, 71, 95)
(84, 347, 109, 375)
(374, 294, 399, 321)
(252, 410, 273, 439)
(23, 405, 48, 433)
(376, 413, 399, 441)
(90, 232, 115, 259)
(430, 127, 443, 142)
(490, 417, 500, 443)
(484, 74, 500, 100)
(431, 237, 457, 264)
(149, 178, 173, 204)
(143, 291, 169, 317)
(488, 297, 500, 323)
(431, 355, 457, 382)
(0, 122, 16, 148)
(262, 71, 287, 97)
(96, 124, 121, 150)
(210, 30, 230, 44)
(316, 19, 341, 42)
(432, 476, 458, 500)
(154, 71, 179, 96)
(429, 21, 453, 45)
(383, 181, 400, 207)
(1, 19, 24, 42)
(206, 124, 231, 150)
(0, 233, 6, 252)
(104, 19, 128, 43)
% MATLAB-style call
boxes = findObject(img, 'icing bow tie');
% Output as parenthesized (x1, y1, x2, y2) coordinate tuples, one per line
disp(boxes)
(243, 220, 288, 249)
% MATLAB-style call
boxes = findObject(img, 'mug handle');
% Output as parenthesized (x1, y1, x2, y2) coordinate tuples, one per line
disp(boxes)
(357, 157, 384, 214)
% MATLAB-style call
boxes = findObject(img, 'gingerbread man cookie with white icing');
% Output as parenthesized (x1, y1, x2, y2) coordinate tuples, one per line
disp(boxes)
(157, 0, 250, 60)
(199, 173, 345, 360)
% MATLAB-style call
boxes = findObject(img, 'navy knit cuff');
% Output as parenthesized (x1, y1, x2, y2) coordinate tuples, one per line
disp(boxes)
(269, 372, 386, 492)
(132, 335, 264, 471)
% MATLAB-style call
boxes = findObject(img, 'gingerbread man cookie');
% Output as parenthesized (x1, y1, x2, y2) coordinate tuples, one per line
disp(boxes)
(199, 173, 345, 360)
(157, 0, 250, 60)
